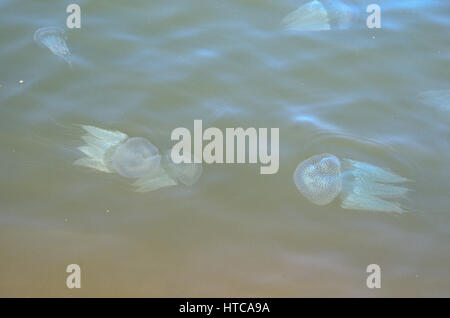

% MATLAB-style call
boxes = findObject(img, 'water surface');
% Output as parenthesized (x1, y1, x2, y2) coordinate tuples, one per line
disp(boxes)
(0, 0, 449, 296)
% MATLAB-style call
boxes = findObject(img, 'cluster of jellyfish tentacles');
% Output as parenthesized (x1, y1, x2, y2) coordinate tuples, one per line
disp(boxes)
(281, 0, 360, 32)
(34, 26, 72, 66)
(75, 125, 411, 213)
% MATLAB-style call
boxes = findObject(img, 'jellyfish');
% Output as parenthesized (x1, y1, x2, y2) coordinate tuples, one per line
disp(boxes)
(161, 150, 203, 186)
(34, 27, 71, 66)
(109, 137, 161, 178)
(74, 125, 201, 192)
(281, 0, 359, 31)
(293, 153, 410, 213)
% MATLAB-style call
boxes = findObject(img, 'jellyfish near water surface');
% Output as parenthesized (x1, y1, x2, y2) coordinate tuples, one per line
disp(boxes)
(293, 153, 410, 213)
(74, 125, 202, 192)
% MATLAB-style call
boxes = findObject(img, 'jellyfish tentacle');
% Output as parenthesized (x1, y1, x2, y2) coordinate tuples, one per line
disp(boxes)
(341, 173, 409, 212)
(340, 159, 410, 213)
(81, 125, 128, 146)
(73, 157, 112, 173)
(340, 192, 405, 213)
(323, 0, 358, 30)
(281, 0, 359, 32)
(81, 135, 112, 151)
(34, 26, 72, 66)
(281, 0, 331, 31)
(133, 167, 178, 192)
(351, 180, 409, 199)
(342, 159, 410, 183)
(74, 125, 128, 172)
(77, 145, 105, 162)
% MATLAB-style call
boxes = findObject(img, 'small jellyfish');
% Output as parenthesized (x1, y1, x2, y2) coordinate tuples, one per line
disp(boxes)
(161, 150, 203, 186)
(293, 153, 410, 213)
(281, 0, 359, 31)
(74, 125, 200, 192)
(34, 27, 71, 65)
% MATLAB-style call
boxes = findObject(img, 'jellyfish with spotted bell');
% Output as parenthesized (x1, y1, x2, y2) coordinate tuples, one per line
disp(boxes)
(293, 153, 410, 213)
(74, 125, 202, 192)
(34, 26, 71, 66)
(281, 0, 359, 32)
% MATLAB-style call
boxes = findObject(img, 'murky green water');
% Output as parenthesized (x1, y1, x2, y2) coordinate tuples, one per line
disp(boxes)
(0, 0, 449, 297)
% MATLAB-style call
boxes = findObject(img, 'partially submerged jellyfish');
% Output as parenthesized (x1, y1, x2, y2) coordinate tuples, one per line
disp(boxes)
(74, 125, 202, 192)
(281, 0, 359, 31)
(161, 150, 203, 186)
(293, 153, 410, 213)
(34, 27, 71, 66)
(132, 150, 202, 193)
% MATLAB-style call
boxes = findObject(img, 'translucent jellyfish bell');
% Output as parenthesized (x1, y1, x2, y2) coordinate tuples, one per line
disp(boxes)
(34, 27, 71, 65)
(110, 137, 161, 178)
(293, 153, 342, 205)
(281, 0, 359, 31)
(293, 153, 410, 213)
(161, 151, 203, 186)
